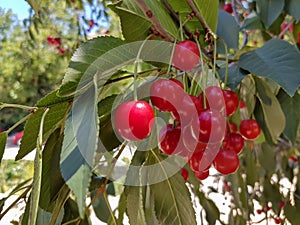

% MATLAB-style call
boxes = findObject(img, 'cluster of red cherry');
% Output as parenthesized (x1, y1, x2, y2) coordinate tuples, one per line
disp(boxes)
(46, 36, 66, 55)
(113, 40, 261, 181)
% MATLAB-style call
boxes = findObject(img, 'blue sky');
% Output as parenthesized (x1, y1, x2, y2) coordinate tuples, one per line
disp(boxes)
(0, 0, 31, 20)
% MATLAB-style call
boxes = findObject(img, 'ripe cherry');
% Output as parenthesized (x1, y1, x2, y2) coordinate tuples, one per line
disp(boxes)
(256, 209, 263, 214)
(279, 201, 285, 208)
(197, 109, 226, 143)
(222, 132, 245, 154)
(181, 168, 189, 181)
(114, 100, 154, 141)
(158, 124, 181, 155)
(274, 218, 281, 224)
(194, 170, 209, 180)
(199, 86, 225, 111)
(213, 149, 239, 175)
(188, 150, 211, 172)
(222, 90, 239, 116)
(222, 3, 233, 14)
(239, 101, 246, 109)
(172, 40, 200, 71)
(150, 78, 185, 112)
(226, 121, 238, 133)
(239, 119, 261, 140)
(171, 94, 203, 124)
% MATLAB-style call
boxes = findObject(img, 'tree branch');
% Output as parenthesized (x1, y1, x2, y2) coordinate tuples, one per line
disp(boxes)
(185, 0, 215, 38)
(161, 0, 192, 38)
(134, 0, 174, 42)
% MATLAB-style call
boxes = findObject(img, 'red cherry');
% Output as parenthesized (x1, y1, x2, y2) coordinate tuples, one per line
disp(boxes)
(222, 3, 233, 14)
(239, 101, 246, 109)
(188, 150, 212, 172)
(226, 121, 238, 133)
(213, 149, 239, 175)
(169, 78, 184, 89)
(222, 90, 239, 116)
(279, 201, 285, 208)
(240, 119, 261, 140)
(114, 101, 154, 141)
(256, 209, 263, 214)
(181, 168, 189, 181)
(172, 40, 200, 71)
(298, 33, 300, 45)
(181, 123, 204, 154)
(199, 86, 225, 111)
(274, 218, 281, 224)
(197, 109, 226, 143)
(158, 124, 181, 155)
(150, 78, 185, 112)
(171, 94, 203, 123)
(194, 170, 209, 180)
(222, 132, 245, 154)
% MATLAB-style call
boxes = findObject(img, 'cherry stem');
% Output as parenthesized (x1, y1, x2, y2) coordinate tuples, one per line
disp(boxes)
(87, 141, 128, 208)
(7, 114, 32, 134)
(0, 102, 37, 111)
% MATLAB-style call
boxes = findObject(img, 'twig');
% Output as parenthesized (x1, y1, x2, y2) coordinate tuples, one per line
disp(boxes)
(0, 185, 31, 220)
(88, 141, 128, 208)
(135, 0, 174, 42)
(161, 0, 192, 38)
(232, 0, 248, 47)
(185, 0, 215, 38)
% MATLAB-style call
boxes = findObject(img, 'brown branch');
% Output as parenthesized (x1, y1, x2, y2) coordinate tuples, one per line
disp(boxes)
(161, 0, 193, 38)
(134, 0, 174, 42)
(185, 0, 215, 38)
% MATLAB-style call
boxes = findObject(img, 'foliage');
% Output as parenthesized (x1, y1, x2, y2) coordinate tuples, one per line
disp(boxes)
(1, 0, 300, 225)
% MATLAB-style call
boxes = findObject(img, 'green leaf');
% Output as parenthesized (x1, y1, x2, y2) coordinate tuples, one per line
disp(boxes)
(148, 152, 197, 225)
(218, 63, 248, 89)
(40, 129, 65, 211)
(254, 77, 286, 143)
(60, 76, 98, 218)
(262, 178, 282, 208)
(110, 0, 178, 41)
(60, 111, 96, 218)
(256, 0, 284, 28)
(61, 198, 91, 225)
(258, 143, 276, 173)
(285, 0, 300, 21)
(16, 102, 69, 160)
(217, 10, 240, 49)
(227, 171, 248, 215)
(36, 90, 72, 107)
(116, 191, 127, 225)
(277, 89, 300, 143)
(36, 207, 64, 225)
(125, 186, 147, 225)
(59, 37, 125, 96)
(254, 100, 274, 144)
(241, 12, 264, 30)
(109, 2, 152, 42)
(285, 199, 300, 225)
(0, 132, 8, 163)
(25, 0, 41, 15)
(197, 192, 220, 225)
(193, 0, 219, 33)
(244, 147, 257, 186)
(91, 190, 115, 223)
(239, 39, 300, 96)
